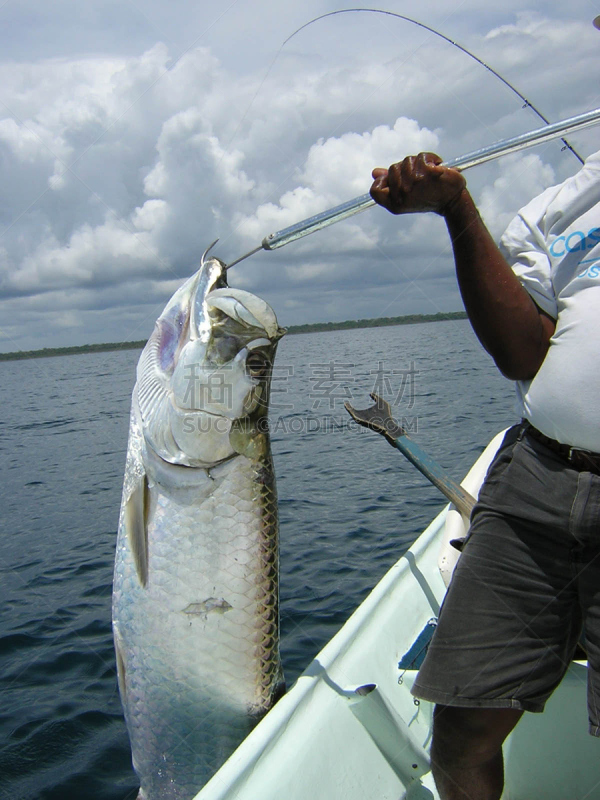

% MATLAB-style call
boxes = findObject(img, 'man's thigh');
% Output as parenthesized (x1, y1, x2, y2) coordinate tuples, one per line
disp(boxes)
(412, 425, 583, 711)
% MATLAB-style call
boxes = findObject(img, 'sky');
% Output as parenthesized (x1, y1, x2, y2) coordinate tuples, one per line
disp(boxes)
(1, 1, 600, 352)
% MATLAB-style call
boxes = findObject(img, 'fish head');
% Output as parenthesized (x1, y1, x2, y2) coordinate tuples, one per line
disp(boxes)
(134, 245, 285, 467)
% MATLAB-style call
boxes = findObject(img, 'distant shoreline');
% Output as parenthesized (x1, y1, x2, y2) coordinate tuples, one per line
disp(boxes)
(0, 311, 467, 362)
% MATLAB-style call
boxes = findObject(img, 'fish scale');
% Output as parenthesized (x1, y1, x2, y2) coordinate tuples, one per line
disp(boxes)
(113, 250, 285, 799)
(114, 453, 280, 798)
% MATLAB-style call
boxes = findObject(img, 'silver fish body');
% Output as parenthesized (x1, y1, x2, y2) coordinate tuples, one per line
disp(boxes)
(112, 252, 285, 799)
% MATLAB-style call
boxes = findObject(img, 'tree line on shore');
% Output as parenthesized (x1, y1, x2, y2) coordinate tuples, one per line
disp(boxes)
(0, 311, 467, 361)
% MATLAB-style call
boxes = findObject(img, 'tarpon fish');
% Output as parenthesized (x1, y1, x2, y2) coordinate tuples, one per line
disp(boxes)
(112, 245, 285, 799)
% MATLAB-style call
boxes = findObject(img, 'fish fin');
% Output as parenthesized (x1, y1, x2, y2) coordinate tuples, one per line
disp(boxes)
(123, 473, 150, 587)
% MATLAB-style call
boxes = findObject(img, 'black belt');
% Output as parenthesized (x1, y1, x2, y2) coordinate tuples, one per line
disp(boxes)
(523, 422, 600, 475)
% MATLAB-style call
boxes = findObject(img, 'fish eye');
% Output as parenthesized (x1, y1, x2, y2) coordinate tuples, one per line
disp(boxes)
(246, 351, 269, 377)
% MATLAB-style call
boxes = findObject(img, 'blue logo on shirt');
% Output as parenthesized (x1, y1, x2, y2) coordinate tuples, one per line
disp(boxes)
(549, 227, 600, 257)
(576, 262, 600, 279)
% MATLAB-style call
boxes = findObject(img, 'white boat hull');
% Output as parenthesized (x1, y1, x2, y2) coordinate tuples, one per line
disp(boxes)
(194, 433, 600, 800)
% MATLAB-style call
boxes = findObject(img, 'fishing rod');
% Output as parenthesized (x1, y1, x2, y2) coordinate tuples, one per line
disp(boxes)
(280, 9, 584, 165)
(226, 106, 600, 269)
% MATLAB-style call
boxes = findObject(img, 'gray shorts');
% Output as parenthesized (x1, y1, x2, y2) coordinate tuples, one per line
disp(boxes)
(411, 423, 600, 735)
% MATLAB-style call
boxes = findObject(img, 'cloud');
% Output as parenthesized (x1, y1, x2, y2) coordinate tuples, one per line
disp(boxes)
(235, 118, 440, 245)
(478, 153, 556, 239)
(0, 7, 598, 350)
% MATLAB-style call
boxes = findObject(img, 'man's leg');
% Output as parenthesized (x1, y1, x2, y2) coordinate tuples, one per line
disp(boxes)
(430, 705, 523, 800)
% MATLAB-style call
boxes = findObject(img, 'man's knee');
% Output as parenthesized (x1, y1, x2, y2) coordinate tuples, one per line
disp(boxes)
(431, 704, 523, 769)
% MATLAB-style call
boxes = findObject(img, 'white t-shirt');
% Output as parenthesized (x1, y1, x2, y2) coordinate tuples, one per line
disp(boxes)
(499, 151, 600, 451)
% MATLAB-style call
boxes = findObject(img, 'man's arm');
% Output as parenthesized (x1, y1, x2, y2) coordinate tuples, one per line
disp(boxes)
(370, 153, 556, 381)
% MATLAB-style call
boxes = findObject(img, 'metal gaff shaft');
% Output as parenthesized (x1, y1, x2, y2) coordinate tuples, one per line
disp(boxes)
(226, 106, 600, 268)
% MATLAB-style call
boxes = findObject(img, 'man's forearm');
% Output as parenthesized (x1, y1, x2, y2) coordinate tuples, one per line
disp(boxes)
(370, 154, 556, 379)
(443, 190, 555, 380)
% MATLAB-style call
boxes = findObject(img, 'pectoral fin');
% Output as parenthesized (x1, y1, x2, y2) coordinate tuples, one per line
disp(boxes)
(124, 474, 150, 587)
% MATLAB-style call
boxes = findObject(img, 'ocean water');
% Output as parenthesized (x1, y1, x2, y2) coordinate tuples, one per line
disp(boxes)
(0, 320, 516, 799)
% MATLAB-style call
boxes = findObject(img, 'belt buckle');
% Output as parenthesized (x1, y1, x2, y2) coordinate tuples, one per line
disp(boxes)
(568, 446, 600, 473)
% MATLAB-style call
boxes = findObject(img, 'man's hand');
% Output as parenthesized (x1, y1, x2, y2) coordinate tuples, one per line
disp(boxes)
(370, 153, 466, 216)
(369, 151, 555, 380)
